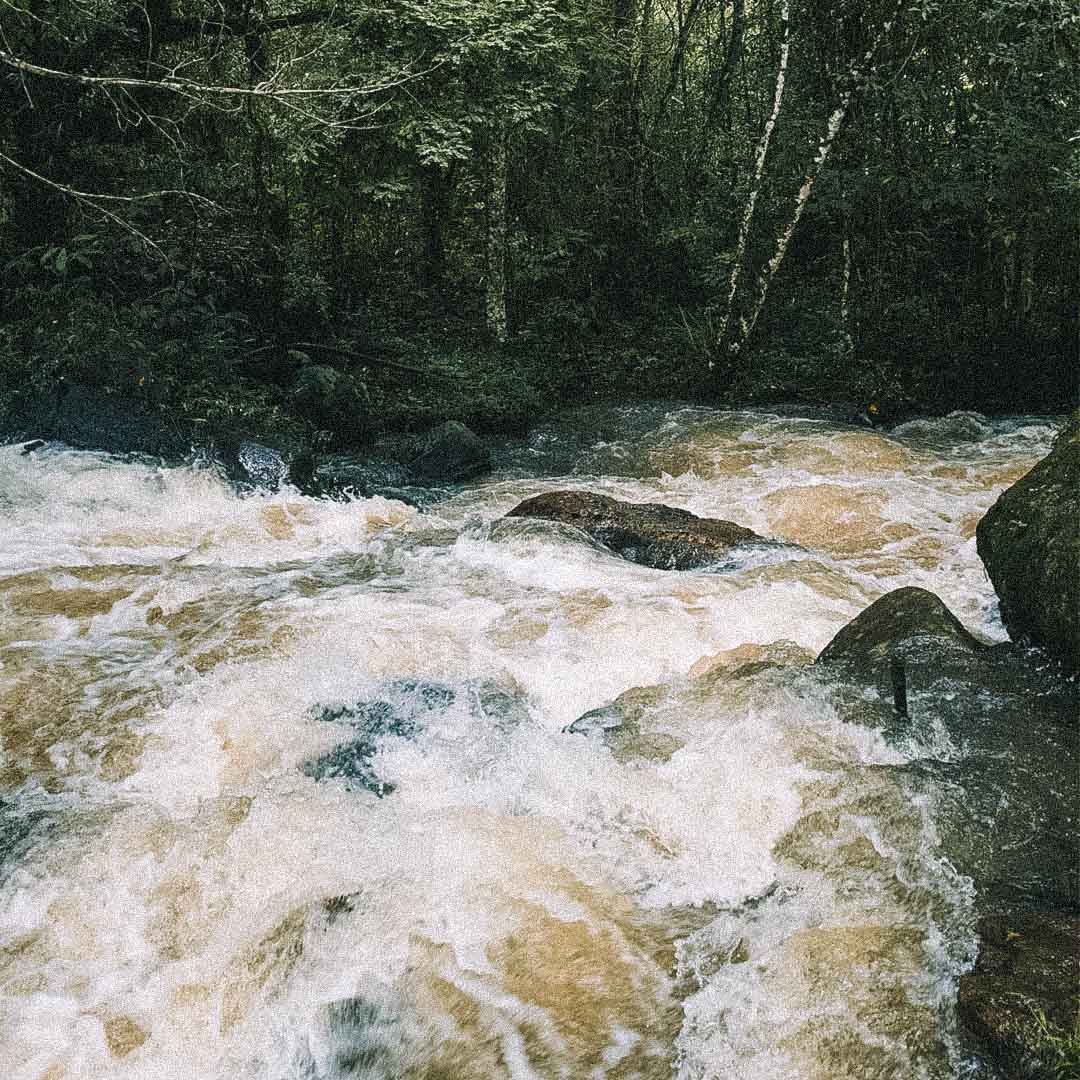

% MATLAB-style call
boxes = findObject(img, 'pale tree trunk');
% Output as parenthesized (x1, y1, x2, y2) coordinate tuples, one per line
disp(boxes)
(629, 0, 654, 221)
(485, 129, 509, 344)
(840, 233, 854, 360)
(727, 0, 904, 359)
(715, 0, 790, 356)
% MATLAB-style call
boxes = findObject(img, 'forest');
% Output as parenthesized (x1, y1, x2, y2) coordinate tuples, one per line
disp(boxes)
(1, 0, 1077, 448)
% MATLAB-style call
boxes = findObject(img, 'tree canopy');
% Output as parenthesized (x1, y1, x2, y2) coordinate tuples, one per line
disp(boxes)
(1, 0, 1076, 442)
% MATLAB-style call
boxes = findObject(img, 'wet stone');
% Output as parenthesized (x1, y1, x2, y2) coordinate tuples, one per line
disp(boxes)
(977, 413, 1080, 671)
(506, 489, 772, 570)
(816, 586, 987, 670)
(235, 441, 290, 491)
(818, 591, 1079, 912)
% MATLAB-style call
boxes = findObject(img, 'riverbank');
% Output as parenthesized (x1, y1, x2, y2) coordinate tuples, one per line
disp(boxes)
(3, 310, 1075, 468)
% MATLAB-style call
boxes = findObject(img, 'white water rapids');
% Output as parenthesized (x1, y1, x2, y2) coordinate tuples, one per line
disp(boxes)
(0, 405, 1061, 1079)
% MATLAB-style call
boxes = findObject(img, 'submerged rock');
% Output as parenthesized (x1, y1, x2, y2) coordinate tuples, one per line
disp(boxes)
(816, 586, 987, 669)
(303, 679, 524, 796)
(689, 640, 815, 680)
(234, 440, 290, 490)
(506, 490, 769, 570)
(976, 414, 1080, 670)
(958, 911, 1080, 1080)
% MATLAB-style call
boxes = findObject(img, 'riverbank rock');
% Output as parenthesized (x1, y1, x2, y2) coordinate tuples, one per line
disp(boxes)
(506, 491, 768, 570)
(976, 414, 1080, 670)
(958, 911, 1080, 1080)
(0, 381, 321, 493)
(816, 586, 987, 669)
(0, 382, 200, 460)
(408, 420, 490, 483)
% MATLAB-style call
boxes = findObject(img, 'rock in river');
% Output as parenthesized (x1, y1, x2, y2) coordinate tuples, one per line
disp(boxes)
(977, 413, 1080, 670)
(958, 911, 1080, 1080)
(816, 585, 988, 670)
(818, 586, 1079, 1079)
(408, 420, 490, 483)
(506, 490, 769, 570)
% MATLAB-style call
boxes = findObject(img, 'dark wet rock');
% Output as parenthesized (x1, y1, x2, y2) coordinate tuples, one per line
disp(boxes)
(235, 440, 289, 490)
(817, 586, 987, 669)
(0, 800, 60, 885)
(506, 490, 769, 570)
(306, 422, 489, 501)
(206, 434, 319, 494)
(0, 381, 322, 493)
(565, 704, 626, 738)
(303, 679, 524, 796)
(19, 439, 46, 455)
(1, 382, 200, 459)
(816, 591, 1079, 1071)
(977, 414, 1080, 670)
(818, 589, 1078, 911)
(292, 994, 406, 1079)
(959, 911, 1080, 1080)
(407, 420, 490, 483)
(309, 453, 444, 506)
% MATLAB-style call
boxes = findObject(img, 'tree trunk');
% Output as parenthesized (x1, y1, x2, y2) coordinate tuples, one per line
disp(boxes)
(485, 130, 508, 344)
(419, 164, 451, 295)
(840, 233, 854, 360)
(649, 0, 704, 143)
(714, 0, 790, 357)
(726, 0, 905, 359)
(708, 0, 746, 133)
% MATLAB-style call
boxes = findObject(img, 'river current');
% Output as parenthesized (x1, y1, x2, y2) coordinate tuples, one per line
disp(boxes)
(0, 405, 1062, 1079)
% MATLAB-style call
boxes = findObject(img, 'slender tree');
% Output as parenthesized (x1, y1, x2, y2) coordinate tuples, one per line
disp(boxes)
(714, 0, 790, 357)
(724, 0, 905, 361)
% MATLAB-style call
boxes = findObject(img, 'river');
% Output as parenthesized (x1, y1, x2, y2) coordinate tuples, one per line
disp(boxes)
(0, 404, 1063, 1079)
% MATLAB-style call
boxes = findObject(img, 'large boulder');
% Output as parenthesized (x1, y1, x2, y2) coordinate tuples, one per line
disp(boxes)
(976, 415, 1080, 670)
(506, 490, 769, 570)
(817, 587, 1078, 1080)
(817, 587, 1078, 913)
(958, 911, 1080, 1080)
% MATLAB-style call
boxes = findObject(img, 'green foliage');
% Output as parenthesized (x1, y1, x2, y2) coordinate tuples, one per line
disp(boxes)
(0, 0, 1075, 445)
(1024, 999, 1080, 1080)
(0, 232, 260, 421)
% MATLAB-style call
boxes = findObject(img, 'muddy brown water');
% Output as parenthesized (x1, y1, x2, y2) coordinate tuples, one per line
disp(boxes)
(0, 406, 1064, 1079)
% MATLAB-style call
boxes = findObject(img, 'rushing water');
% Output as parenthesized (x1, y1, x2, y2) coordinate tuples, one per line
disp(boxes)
(0, 405, 1063, 1080)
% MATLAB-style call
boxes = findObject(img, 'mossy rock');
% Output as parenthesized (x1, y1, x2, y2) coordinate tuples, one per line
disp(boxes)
(976, 415, 1080, 670)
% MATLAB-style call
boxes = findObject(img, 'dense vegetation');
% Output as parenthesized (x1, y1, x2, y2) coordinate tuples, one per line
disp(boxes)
(1, 0, 1077, 447)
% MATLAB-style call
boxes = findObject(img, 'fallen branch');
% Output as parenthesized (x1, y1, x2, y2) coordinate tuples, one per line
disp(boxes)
(293, 342, 460, 380)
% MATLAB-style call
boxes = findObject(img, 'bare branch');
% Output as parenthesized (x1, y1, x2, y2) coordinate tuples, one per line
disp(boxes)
(0, 49, 444, 102)
(0, 150, 221, 209)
